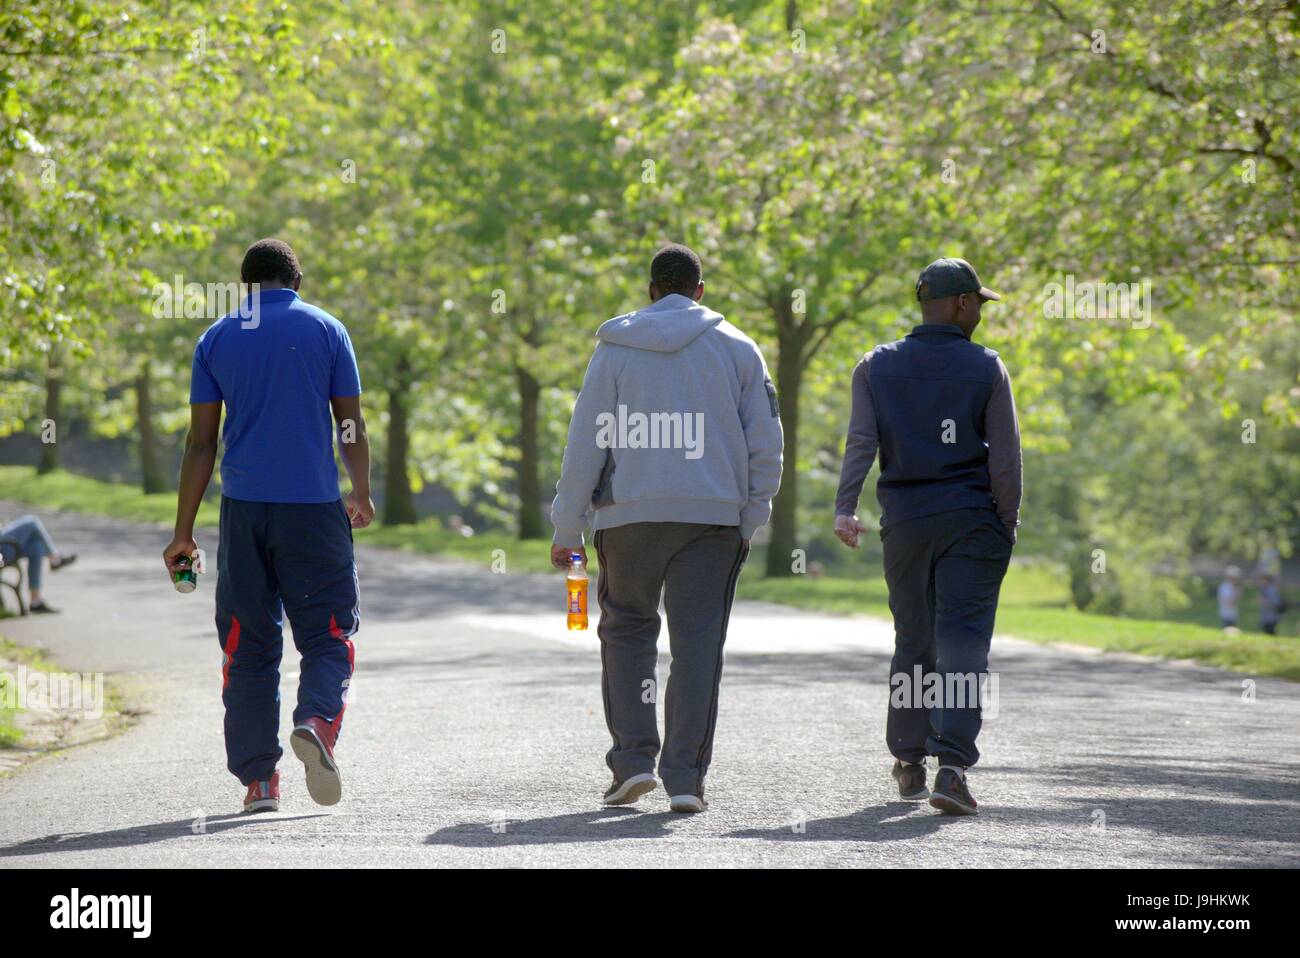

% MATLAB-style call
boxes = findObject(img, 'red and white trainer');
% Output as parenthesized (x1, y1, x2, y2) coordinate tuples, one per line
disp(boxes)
(291, 716, 342, 807)
(243, 771, 280, 813)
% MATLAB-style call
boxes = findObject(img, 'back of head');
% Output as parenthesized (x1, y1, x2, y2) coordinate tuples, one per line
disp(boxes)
(650, 243, 702, 298)
(915, 256, 999, 338)
(919, 297, 959, 325)
(241, 238, 302, 288)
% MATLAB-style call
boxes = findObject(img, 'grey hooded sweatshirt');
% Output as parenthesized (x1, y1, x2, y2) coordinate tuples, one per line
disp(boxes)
(550, 293, 784, 549)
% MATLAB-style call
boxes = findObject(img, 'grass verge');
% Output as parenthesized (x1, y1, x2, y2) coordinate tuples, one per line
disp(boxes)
(0, 637, 134, 771)
(737, 562, 1300, 681)
(0, 638, 57, 748)
(0, 464, 219, 528)
(3, 465, 1296, 680)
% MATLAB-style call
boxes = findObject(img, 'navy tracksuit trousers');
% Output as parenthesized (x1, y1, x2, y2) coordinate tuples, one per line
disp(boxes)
(216, 496, 359, 785)
(881, 507, 1011, 769)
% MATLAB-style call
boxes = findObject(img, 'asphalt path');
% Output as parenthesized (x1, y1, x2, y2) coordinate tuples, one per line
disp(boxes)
(1, 503, 1296, 867)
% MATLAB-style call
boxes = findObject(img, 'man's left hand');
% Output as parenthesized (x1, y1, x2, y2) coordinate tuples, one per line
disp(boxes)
(344, 491, 375, 528)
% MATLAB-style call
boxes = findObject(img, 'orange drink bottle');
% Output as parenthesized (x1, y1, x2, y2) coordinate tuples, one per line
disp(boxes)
(566, 552, 589, 631)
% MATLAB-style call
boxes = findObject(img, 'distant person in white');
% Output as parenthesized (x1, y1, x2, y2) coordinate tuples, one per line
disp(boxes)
(1217, 566, 1242, 632)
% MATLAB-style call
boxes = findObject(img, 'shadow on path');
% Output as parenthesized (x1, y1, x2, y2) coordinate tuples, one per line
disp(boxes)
(426, 807, 691, 847)
(0, 813, 328, 858)
(726, 803, 955, 842)
(428, 803, 958, 848)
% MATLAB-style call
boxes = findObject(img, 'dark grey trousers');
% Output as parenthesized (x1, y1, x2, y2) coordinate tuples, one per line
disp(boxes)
(593, 522, 749, 797)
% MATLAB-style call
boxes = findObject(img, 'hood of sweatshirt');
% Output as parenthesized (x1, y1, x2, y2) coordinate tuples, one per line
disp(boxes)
(596, 293, 724, 353)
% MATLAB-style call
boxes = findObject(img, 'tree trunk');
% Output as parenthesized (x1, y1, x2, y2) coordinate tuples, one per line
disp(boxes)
(764, 329, 805, 578)
(136, 361, 166, 494)
(383, 358, 418, 525)
(37, 354, 62, 475)
(515, 363, 544, 539)
(1054, 478, 1097, 610)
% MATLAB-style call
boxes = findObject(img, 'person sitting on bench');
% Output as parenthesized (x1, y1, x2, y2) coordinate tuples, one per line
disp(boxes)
(0, 514, 77, 614)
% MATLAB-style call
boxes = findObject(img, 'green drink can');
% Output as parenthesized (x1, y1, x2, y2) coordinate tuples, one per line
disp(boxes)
(172, 554, 198, 594)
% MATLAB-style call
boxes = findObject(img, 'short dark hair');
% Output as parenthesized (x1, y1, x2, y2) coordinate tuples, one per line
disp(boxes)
(650, 243, 702, 296)
(241, 238, 302, 286)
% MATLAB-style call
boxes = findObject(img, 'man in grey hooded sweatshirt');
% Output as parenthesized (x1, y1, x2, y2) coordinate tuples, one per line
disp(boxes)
(550, 244, 784, 813)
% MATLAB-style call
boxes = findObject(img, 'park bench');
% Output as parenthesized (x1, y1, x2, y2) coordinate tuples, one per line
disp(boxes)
(0, 535, 29, 616)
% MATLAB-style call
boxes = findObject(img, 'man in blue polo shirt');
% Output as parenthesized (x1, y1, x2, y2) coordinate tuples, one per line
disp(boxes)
(164, 238, 374, 813)
(833, 257, 1022, 817)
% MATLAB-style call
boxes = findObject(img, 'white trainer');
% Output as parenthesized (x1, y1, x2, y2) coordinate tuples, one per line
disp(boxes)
(669, 794, 708, 813)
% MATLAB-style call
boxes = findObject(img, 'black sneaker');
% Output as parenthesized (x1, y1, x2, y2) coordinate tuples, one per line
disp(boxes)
(929, 766, 978, 815)
(891, 759, 929, 801)
(602, 772, 657, 806)
(29, 601, 59, 615)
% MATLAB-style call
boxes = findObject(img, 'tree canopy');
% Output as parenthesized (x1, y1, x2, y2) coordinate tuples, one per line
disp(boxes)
(2, 0, 1296, 610)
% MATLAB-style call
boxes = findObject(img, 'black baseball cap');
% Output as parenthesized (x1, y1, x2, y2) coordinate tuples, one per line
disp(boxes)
(915, 257, 1000, 302)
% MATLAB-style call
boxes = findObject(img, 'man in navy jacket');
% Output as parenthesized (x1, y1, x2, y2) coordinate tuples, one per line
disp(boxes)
(833, 258, 1022, 816)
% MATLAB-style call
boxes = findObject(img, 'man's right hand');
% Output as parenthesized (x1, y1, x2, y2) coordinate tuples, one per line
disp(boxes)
(834, 514, 868, 549)
(163, 534, 199, 576)
(345, 491, 375, 528)
(552, 544, 587, 569)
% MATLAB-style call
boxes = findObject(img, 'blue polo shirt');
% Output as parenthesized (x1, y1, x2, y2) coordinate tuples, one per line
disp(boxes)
(190, 288, 362, 503)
